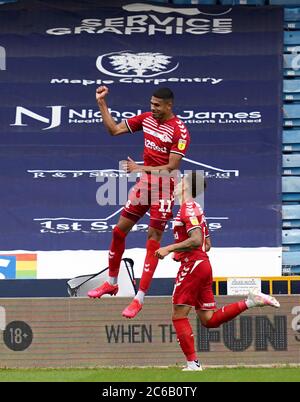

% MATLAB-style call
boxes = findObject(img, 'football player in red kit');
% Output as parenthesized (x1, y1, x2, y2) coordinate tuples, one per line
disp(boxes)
(88, 86, 190, 319)
(155, 172, 280, 371)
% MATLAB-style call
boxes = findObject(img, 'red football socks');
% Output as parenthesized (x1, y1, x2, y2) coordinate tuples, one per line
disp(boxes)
(108, 226, 127, 278)
(204, 301, 248, 328)
(139, 239, 160, 293)
(172, 317, 197, 361)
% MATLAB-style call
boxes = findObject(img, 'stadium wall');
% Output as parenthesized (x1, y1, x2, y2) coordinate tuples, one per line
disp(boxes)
(0, 296, 298, 368)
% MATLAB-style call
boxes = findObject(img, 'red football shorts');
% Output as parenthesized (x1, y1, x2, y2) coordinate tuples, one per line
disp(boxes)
(121, 175, 175, 230)
(172, 259, 217, 311)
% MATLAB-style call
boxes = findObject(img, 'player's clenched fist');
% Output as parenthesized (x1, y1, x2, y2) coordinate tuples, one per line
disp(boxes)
(96, 85, 109, 102)
(155, 247, 171, 260)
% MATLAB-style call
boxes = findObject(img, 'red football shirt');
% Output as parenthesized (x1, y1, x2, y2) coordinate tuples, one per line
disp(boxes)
(173, 200, 210, 262)
(125, 112, 190, 166)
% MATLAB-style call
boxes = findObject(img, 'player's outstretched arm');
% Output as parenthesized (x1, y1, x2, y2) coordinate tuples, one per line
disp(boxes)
(96, 86, 129, 136)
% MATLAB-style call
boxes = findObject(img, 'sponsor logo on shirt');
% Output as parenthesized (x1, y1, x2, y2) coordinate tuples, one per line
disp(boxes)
(144, 139, 168, 153)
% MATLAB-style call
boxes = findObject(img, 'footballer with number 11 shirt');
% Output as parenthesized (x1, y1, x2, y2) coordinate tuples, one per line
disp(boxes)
(88, 86, 190, 319)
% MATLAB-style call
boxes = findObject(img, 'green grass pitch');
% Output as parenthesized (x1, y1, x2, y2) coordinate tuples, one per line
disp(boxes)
(0, 367, 299, 382)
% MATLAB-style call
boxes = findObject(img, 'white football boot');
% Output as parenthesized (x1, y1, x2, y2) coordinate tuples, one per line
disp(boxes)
(182, 360, 203, 371)
(246, 289, 280, 309)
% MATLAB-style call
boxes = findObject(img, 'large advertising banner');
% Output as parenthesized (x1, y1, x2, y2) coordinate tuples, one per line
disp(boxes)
(0, 296, 298, 368)
(0, 1, 283, 281)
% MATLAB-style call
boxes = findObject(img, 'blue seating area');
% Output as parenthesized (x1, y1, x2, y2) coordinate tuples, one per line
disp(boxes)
(164, 0, 300, 277)
(283, 4, 300, 275)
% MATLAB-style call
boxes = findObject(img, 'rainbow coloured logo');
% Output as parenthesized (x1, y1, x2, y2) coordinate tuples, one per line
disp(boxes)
(0, 254, 37, 279)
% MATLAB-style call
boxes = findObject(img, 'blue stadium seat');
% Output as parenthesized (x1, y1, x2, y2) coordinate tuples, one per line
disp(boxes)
(283, 104, 300, 127)
(284, 79, 300, 100)
(282, 177, 300, 201)
(283, 204, 300, 218)
(284, 31, 300, 45)
(283, 130, 300, 143)
(282, 252, 300, 265)
(283, 154, 300, 168)
(282, 176, 300, 194)
(283, 79, 300, 93)
(282, 229, 300, 244)
(282, 155, 300, 175)
(283, 130, 300, 152)
(284, 32, 300, 53)
(219, 0, 265, 4)
(283, 205, 300, 228)
(285, 8, 300, 22)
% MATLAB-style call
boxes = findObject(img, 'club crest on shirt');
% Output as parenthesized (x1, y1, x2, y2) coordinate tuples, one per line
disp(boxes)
(189, 217, 199, 226)
(178, 138, 187, 151)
